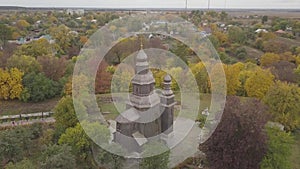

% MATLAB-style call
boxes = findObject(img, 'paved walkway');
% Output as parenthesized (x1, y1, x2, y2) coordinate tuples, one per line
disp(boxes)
(0, 112, 55, 128)
(0, 117, 55, 128)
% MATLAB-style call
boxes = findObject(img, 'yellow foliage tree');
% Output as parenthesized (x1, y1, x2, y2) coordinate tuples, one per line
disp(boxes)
(210, 63, 227, 95)
(264, 81, 300, 131)
(224, 63, 243, 95)
(260, 52, 280, 67)
(0, 68, 24, 100)
(16, 20, 30, 30)
(245, 68, 274, 99)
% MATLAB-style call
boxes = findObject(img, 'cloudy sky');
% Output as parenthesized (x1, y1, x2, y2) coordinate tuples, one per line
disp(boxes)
(0, 0, 299, 9)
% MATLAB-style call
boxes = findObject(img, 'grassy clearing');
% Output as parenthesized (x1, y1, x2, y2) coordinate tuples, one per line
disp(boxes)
(0, 97, 60, 115)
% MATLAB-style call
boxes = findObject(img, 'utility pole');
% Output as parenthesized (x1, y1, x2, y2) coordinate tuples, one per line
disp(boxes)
(185, 0, 188, 10)
(208, 0, 210, 10)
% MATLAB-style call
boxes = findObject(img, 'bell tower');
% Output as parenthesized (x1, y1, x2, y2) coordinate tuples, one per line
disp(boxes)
(126, 43, 160, 110)
(160, 74, 176, 135)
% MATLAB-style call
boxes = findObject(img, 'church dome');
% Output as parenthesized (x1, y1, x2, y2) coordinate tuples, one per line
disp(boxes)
(164, 74, 172, 82)
(136, 49, 147, 61)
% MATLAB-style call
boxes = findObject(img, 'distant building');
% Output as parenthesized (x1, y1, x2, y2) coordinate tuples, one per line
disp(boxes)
(255, 28, 268, 33)
(8, 34, 54, 45)
(113, 45, 176, 152)
(66, 9, 85, 16)
(275, 29, 286, 34)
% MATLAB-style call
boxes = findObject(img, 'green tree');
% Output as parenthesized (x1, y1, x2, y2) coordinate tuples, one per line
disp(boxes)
(220, 11, 228, 21)
(0, 127, 33, 165)
(5, 159, 37, 169)
(169, 41, 194, 64)
(40, 144, 76, 169)
(0, 24, 12, 45)
(245, 68, 274, 99)
(53, 96, 79, 133)
(295, 65, 300, 85)
(260, 127, 294, 169)
(140, 141, 170, 169)
(228, 26, 246, 44)
(7, 55, 41, 74)
(58, 121, 110, 160)
(264, 81, 300, 131)
(262, 16, 268, 24)
(95, 143, 126, 169)
(21, 72, 61, 102)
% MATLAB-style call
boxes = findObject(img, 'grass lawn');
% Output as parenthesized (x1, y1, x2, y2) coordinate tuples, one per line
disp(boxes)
(0, 97, 60, 115)
(290, 130, 300, 169)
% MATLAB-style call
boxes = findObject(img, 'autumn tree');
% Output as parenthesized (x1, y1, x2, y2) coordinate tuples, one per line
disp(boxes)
(111, 65, 134, 92)
(264, 81, 300, 131)
(0, 43, 18, 68)
(190, 62, 210, 93)
(95, 61, 112, 94)
(105, 36, 166, 65)
(238, 70, 254, 96)
(261, 32, 276, 41)
(260, 53, 280, 67)
(14, 38, 55, 57)
(270, 61, 297, 83)
(0, 68, 23, 100)
(16, 20, 30, 30)
(210, 63, 227, 95)
(245, 68, 274, 99)
(168, 67, 183, 91)
(200, 97, 269, 169)
(224, 63, 243, 95)
(214, 31, 229, 47)
(49, 24, 73, 54)
(262, 40, 289, 54)
(37, 55, 67, 81)
(7, 55, 41, 74)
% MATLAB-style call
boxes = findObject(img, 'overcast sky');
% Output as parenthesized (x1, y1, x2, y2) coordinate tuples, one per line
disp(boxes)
(0, 0, 299, 9)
